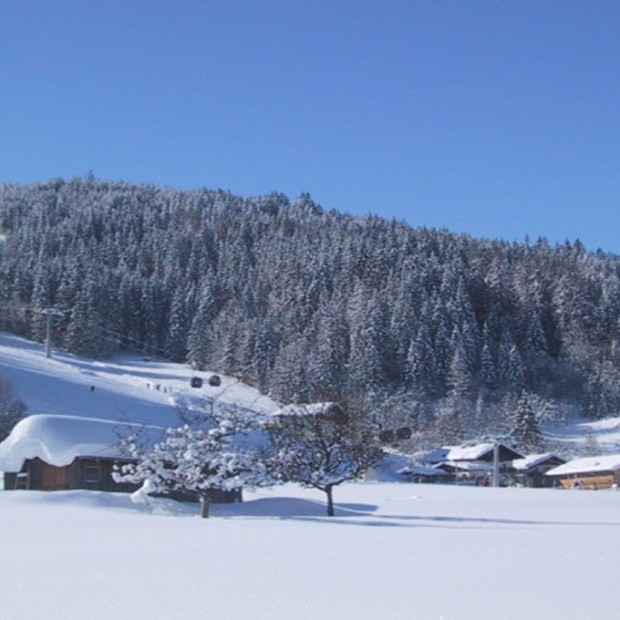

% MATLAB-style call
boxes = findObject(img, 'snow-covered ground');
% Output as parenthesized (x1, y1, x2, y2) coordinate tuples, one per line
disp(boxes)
(548, 414, 620, 454)
(2, 331, 620, 619)
(1, 483, 620, 620)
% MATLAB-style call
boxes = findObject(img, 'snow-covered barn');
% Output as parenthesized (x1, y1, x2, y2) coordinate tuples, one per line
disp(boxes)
(420, 443, 524, 485)
(545, 454, 620, 490)
(272, 402, 348, 424)
(0, 414, 163, 492)
(511, 453, 566, 488)
(395, 463, 452, 484)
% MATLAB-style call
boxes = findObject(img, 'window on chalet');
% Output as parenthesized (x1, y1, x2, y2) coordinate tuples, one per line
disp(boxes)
(84, 465, 102, 485)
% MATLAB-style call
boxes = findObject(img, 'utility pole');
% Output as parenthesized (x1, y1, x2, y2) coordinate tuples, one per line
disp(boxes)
(492, 442, 501, 488)
(41, 307, 62, 359)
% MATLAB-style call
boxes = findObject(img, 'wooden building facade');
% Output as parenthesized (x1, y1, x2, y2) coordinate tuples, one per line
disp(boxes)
(510, 454, 566, 488)
(545, 454, 620, 490)
(0, 415, 244, 502)
(4, 456, 139, 493)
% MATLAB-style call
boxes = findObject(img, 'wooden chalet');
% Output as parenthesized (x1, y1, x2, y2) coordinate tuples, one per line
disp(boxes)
(510, 453, 566, 488)
(0, 414, 157, 493)
(5, 456, 138, 493)
(545, 454, 620, 490)
(421, 442, 525, 485)
(0, 414, 244, 503)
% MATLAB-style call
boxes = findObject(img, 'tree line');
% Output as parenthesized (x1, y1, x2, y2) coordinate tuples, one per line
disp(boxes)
(1, 177, 620, 446)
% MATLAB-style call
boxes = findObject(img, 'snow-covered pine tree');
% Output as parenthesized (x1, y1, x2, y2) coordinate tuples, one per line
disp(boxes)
(187, 276, 219, 370)
(4, 178, 620, 428)
(509, 393, 544, 454)
(0, 376, 27, 442)
(582, 429, 601, 457)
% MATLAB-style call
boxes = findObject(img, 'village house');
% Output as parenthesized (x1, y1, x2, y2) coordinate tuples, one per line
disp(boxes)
(395, 463, 451, 484)
(0, 414, 161, 492)
(0, 414, 246, 503)
(510, 453, 566, 488)
(420, 442, 524, 485)
(545, 454, 620, 489)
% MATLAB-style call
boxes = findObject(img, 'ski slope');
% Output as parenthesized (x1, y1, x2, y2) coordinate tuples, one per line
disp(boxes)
(0, 331, 280, 428)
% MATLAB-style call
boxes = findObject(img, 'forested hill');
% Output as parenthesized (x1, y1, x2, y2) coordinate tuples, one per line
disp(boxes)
(1, 177, 620, 442)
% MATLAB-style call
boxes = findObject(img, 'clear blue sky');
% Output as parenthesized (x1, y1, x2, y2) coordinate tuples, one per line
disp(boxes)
(2, 1, 620, 253)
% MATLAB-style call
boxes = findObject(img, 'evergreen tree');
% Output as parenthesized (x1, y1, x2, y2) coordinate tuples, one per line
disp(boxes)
(433, 397, 465, 446)
(0, 376, 27, 441)
(187, 276, 219, 370)
(3, 177, 620, 431)
(165, 287, 190, 362)
(510, 394, 544, 453)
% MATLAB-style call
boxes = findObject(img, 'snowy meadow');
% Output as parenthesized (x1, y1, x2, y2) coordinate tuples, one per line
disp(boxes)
(2, 483, 620, 620)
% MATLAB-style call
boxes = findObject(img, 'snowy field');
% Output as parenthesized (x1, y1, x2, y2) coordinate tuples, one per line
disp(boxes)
(2, 331, 620, 619)
(2, 482, 620, 620)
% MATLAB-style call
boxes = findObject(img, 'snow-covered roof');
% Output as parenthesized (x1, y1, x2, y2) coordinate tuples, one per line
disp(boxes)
(274, 402, 341, 416)
(445, 443, 496, 461)
(396, 464, 451, 477)
(273, 402, 346, 422)
(437, 461, 493, 473)
(421, 442, 523, 464)
(545, 454, 620, 477)
(512, 453, 564, 471)
(0, 414, 165, 472)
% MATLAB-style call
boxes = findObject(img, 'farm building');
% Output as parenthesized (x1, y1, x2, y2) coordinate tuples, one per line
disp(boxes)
(0, 414, 246, 503)
(545, 454, 620, 489)
(422, 442, 524, 465)
(0, 414, 162, 492)
(395, 464, 451, 484)
(420, 442, 524, 485)
(510, 453, 566, 488)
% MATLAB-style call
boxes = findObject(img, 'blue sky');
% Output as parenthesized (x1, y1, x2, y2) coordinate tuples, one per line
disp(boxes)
(2, 1, 620, 253)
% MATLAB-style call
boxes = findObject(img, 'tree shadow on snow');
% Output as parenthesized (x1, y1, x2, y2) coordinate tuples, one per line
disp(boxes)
(214, 497, 379, 520)
(215, 497, 620, 529)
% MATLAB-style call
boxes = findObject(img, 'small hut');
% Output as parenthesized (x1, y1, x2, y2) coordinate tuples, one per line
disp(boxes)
(0, 415, 162, 493)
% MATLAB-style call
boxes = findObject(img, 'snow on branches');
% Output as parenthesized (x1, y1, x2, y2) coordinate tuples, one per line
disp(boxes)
(114, 404, 271, 515)
(265, 403, 384, 516)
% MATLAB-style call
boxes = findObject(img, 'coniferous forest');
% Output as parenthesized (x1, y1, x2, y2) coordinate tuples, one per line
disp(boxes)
(2, 177, 620, 445)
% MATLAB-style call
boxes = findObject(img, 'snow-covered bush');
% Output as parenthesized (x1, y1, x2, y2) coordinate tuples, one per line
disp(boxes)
(114, 405, 271, 516)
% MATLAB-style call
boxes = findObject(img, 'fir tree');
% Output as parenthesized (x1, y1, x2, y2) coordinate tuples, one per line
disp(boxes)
(510, 394, 544, 454)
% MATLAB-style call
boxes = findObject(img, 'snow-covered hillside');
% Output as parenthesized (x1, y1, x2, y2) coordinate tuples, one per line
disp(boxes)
(4, 329, 620, 456)
(0, 331, 280, 428)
